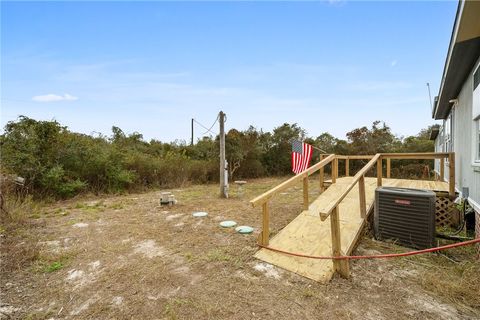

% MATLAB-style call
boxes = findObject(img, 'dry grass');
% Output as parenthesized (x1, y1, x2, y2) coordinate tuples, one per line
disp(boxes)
(0, 193, 43, 273)
(0, 234, 40, 273)
(361, 237, 480, 314)
(1, 177, 479, 320)
(1, 194, 38, 224)
(416, 248, 480, 313)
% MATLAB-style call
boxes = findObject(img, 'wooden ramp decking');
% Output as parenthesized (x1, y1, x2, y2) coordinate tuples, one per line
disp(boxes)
(254, 177, 449, 282)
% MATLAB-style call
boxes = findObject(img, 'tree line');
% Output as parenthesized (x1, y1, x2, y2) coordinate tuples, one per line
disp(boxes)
(0, 116, 436, 199)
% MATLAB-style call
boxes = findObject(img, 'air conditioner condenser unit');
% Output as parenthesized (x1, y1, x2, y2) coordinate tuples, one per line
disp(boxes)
(374, 187, 436, 250)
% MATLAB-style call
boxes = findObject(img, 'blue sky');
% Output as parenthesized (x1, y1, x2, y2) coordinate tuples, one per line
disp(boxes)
(1, 1, 457, 142)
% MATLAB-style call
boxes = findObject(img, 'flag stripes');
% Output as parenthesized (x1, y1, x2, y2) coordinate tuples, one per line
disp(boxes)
(291, 140, 313, 174)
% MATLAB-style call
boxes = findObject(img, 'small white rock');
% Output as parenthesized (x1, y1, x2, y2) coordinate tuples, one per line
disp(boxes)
(88, 261, 101, 270)
(72, 222, 88, 228)
(253, 262, 281, 279)
(66, 269, 84, 281)
(111, 296, 123, 306)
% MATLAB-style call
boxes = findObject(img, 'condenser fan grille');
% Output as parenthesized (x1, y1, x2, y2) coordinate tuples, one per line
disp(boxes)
(374, 187, 436, 249)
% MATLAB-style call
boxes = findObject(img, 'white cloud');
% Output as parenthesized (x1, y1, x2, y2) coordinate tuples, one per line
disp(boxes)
(32, 93, 78, 102)
(391, 60, 398, 67)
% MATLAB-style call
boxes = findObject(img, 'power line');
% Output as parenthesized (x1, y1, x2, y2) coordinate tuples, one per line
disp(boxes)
(201, 114, 220, 135)
(192, 116, 219, 136)
(192, 119, 213, 135)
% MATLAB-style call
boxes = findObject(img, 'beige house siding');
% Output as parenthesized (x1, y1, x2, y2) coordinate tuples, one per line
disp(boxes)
(434, 56, 480, 213)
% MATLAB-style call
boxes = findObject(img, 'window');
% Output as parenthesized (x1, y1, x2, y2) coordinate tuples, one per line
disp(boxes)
(445, 112, 453, 153)
(439, 126, 444, 151)
(474, 64, 480, 162)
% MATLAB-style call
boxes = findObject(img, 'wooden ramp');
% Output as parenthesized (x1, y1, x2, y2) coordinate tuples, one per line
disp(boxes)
(254, 177, 449, 282)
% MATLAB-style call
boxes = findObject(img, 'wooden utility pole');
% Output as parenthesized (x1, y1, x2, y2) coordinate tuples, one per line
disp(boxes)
(219, 111, 228, 198)
(191, 118, 194, 146)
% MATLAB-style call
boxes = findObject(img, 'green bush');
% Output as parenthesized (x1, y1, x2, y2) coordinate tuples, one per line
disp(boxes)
(0, 116, 435, 199)
(41, 165, 86, 198)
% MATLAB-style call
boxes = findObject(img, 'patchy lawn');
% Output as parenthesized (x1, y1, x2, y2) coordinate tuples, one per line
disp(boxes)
(1, 177, 479, 319)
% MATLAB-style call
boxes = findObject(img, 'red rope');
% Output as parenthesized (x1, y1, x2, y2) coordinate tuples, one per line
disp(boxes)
(257, 238, 480, 260)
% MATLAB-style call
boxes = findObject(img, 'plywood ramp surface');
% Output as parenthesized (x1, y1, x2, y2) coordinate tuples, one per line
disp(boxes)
(254, 177, 449, 282)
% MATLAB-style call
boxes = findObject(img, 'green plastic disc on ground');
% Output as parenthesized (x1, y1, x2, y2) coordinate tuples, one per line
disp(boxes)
(220, 220, 237, 228)
(192, 211, 208, 217)
(235, 226, 254, 234)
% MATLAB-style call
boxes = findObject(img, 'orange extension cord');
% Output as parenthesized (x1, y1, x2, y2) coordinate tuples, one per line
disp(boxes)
(257, 238, 480, 260)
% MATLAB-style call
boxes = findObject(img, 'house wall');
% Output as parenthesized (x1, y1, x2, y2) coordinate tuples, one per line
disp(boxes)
(434, 56, 480, 214)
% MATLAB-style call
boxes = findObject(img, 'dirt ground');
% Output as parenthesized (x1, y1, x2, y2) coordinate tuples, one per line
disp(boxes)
(1, 177, 479, 320)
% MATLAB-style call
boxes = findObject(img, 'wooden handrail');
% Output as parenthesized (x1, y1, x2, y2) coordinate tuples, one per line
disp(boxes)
(379, 152, 450, 159)
(380, 152, 455, 198)
(335, 155, 375, 160)
(318, 151, 455, 219)
(319, 154, 381, 221)
(251, 152, 454, 210)
(305, 154, 336, 176)
(252, 151, 455, 279)
(253, 151, 455, 246)
(250, 154, 335, 208)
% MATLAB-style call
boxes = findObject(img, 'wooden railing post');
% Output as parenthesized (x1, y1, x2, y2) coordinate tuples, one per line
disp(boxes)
(377, 157, 383, 186)
(358, 176, 366, 219)
(335, 157, 339, 179)
(330, 206, 350, 278)
(332, 157, 338, 183)
(319, 155, 325, 194)
(448, 153, 455, 199)
(440, 158, 445, 181)
(386, 158, 391, 178)
(345, 158, 350, 177)
(303, 176, 309, 210)
(261, 202, 270, 246)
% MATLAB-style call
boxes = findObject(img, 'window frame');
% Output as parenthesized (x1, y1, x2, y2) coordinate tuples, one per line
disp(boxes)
(473, 62, 480, 165)
(444, 111, 453, 154)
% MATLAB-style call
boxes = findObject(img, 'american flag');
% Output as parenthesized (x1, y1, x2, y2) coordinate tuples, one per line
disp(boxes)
(291, 140, 313, 174)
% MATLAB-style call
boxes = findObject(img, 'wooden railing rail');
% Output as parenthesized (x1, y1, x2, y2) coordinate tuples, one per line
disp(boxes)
(378, 152, 455, 198)
(334, 155, 374, 177)
(319, 152, 455, 278)
(250, 154, 335, 208)
(335, 155, 375, 160)
(319, 154, 381, 221)
(251, 154, 335, 246)
(379, 152, 451, 159)
(251, 152, 456, 280)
